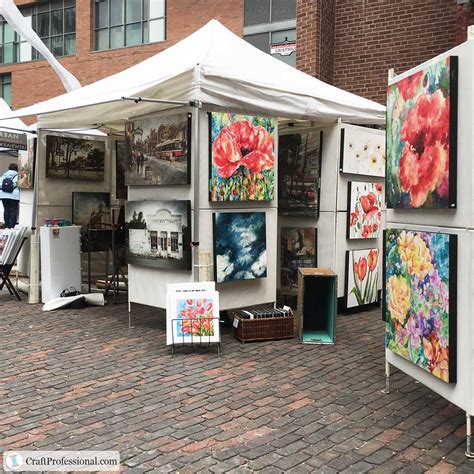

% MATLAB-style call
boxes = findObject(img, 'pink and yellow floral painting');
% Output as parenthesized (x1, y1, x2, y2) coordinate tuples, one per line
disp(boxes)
(345, 248, 380, 309)
(386, 56, 458, 209)
(384, 229, 457, 383)
(209, 112, 276, 201)
(347, 181, 383, 239)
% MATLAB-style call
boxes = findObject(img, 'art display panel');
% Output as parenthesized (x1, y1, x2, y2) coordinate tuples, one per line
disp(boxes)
(209, 112, 276, 202)
(280, 227, 317, 294)
(126, 200, 191, 270)
(115, 141, 127, 200)
(339, 126, 385, 177)
(18, 139, 35, 189)
(345, 248, 380, 309)
(72, 192, 111, 227)
(384, 229, 457, 383)
(45, 135, 105, 181)
(213, 212, 267, 283)
(125, 112, 191, 186)
(386, 56, 458, 209)
(347, 181, 383, 239)
(278, 130, 322, 217)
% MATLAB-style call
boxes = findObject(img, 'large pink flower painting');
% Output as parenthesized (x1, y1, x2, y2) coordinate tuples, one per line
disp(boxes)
(209, 112, 276, 201)
(386, 56, 458, 209)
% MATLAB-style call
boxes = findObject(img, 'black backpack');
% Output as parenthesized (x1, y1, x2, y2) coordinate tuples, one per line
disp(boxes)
(1, 176, 15, 193)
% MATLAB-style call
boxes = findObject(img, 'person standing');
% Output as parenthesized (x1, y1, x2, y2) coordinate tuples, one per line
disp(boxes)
(0, 163, 20, 228)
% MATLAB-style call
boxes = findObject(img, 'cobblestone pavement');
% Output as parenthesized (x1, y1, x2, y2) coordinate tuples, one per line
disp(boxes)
(1, 292, 472, 473)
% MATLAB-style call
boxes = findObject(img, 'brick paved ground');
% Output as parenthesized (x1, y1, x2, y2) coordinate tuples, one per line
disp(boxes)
(1, 292, 473, 473)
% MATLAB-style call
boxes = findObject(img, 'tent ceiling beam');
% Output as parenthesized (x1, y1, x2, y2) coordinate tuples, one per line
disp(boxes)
(121, 96, 201, 107)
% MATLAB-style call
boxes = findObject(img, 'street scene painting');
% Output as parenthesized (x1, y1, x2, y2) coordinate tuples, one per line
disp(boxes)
(280, 227, 317, 294)
(345, 248, 380, 309)
(384, 229, 457, 383)
(45, 135, 105, 181)
(209, 112, 276, 201)
(347, 181, 383, 239)
(72, 192, 111, 227)
(278, 130, 323, 217)
(126, 200, 191, 270)
(213, 211, 267, 283)
(125, 113, 191, 186)
(386, 56, 458, 209)
(18, 139, 35, 189)
(340, 125, 385, 177)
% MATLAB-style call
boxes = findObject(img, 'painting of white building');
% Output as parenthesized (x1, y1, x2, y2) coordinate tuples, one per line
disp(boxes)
(126, 200, 191, 270)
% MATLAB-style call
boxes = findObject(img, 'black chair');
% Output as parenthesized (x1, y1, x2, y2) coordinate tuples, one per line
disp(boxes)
(0, 237, 27, 301)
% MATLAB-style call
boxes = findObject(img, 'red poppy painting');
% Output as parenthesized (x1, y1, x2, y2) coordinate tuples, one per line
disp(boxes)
(209, 112, 276, 201)
(386, 56, 458, 209)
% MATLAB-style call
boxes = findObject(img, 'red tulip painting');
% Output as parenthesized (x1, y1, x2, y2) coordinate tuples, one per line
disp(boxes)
(386, 56, 458, 209)
(345, 248, 380, 309)
(347, 182, 383, 239)
(209, 112, 276, 201)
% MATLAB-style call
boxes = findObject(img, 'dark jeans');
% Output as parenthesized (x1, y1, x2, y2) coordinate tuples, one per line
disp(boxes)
(2, 199, 19, 229)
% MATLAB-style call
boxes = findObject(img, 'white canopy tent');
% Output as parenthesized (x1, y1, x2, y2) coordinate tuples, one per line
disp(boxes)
(2, 20, 385, 129)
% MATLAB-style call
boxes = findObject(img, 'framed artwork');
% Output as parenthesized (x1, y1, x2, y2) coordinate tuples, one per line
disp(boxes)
(125, 112, 191, 186)
(386, 56, 458, 209)
(278, 130, 323, 217)
(345, 248, 380, 309)
(18, 138, 36, 189)
(347, 181, 383, 239)
(213, 211, 267, 283)
(280, 227, 317, 294)
(72, 192, 111, 227)
(166, 290, 220, 345)
(209, 112, 276, 201)
(384, 229, 457, 383)
(45, 135, 105, 181)
(339, 125, 385, 177)
(125, 200, 191, 270)
(115, 141, 127, 200)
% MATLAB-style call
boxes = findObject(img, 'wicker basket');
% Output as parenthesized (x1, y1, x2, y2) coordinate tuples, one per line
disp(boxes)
(229, 308, 294, 342)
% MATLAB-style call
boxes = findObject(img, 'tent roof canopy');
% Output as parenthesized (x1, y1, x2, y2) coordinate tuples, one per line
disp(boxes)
(4, 20, 385, 130)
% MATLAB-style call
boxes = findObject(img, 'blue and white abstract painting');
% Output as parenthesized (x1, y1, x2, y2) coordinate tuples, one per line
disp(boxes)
(213, 212, 267, 283)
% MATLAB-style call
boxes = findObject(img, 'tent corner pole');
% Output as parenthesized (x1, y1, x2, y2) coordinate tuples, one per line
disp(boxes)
(28, 134, 40, 304)
(191, 101, 202, 283)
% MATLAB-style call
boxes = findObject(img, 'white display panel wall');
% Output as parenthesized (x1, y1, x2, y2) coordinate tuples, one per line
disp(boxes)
(128, 106, 278, 311)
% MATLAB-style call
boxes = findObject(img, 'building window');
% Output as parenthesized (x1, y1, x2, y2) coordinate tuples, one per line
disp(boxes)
(0, 1, 76, 65)
(94, 0, 166, 51)
(170, 232, 178, 252)
(0, 74, 12, 107)
(243, 0, 296, 67)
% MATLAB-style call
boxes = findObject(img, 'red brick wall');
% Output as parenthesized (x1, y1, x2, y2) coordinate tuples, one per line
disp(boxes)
(319, 0, 335, 84)
(456, 1, 474, 43)
(3, 0, 244, 113)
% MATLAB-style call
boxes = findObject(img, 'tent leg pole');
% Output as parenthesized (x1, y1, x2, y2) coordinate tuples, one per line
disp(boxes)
(382, 359, 390, 394)
(466, 414, 474, 458)
(128, 300, 133, 329)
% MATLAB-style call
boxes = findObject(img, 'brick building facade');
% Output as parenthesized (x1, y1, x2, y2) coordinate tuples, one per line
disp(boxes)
(1, 0, 473, 115)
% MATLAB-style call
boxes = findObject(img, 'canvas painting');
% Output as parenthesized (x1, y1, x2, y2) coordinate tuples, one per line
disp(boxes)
(18, 138, 35, 189)
(126, 200, 191, 270)
(125, 113, 191, 186)
(384, 229, 457, 383)
(386, 56, 458, 209)
(209, 112, 276, 201)
(347, 181, 383, 239)
(213, 212, 267, 283)
(166, 290, 220, 345)
(115, 141, 127, 200)
(45, 135, 105, 181)
(278, 130, 323, 217)
(345, 248, 380, 309)
(72, 192, 111, 227)
(340, 125, 385, 177)
(280, 227, 317, 294)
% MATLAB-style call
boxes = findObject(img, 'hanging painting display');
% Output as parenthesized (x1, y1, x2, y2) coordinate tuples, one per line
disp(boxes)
(115, 141, 127, 200)
(72, 192, 111, 227)
(125, 112, 191, 186)
(339, 125, 385, 177)
(278, 130, 323, 217)
(18, 138, 35, 189)
(166, 289, 220, 345)
(209, 112, 276, 201)
(280, 227, 317, 294)
(386, 56, 458, 209)
(45, 135, 105, 181)
(347, 181, 383, 239)
(126, 200, 191, 270)
(384, 229, 457, 383)
(213, 211, 267, 283)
